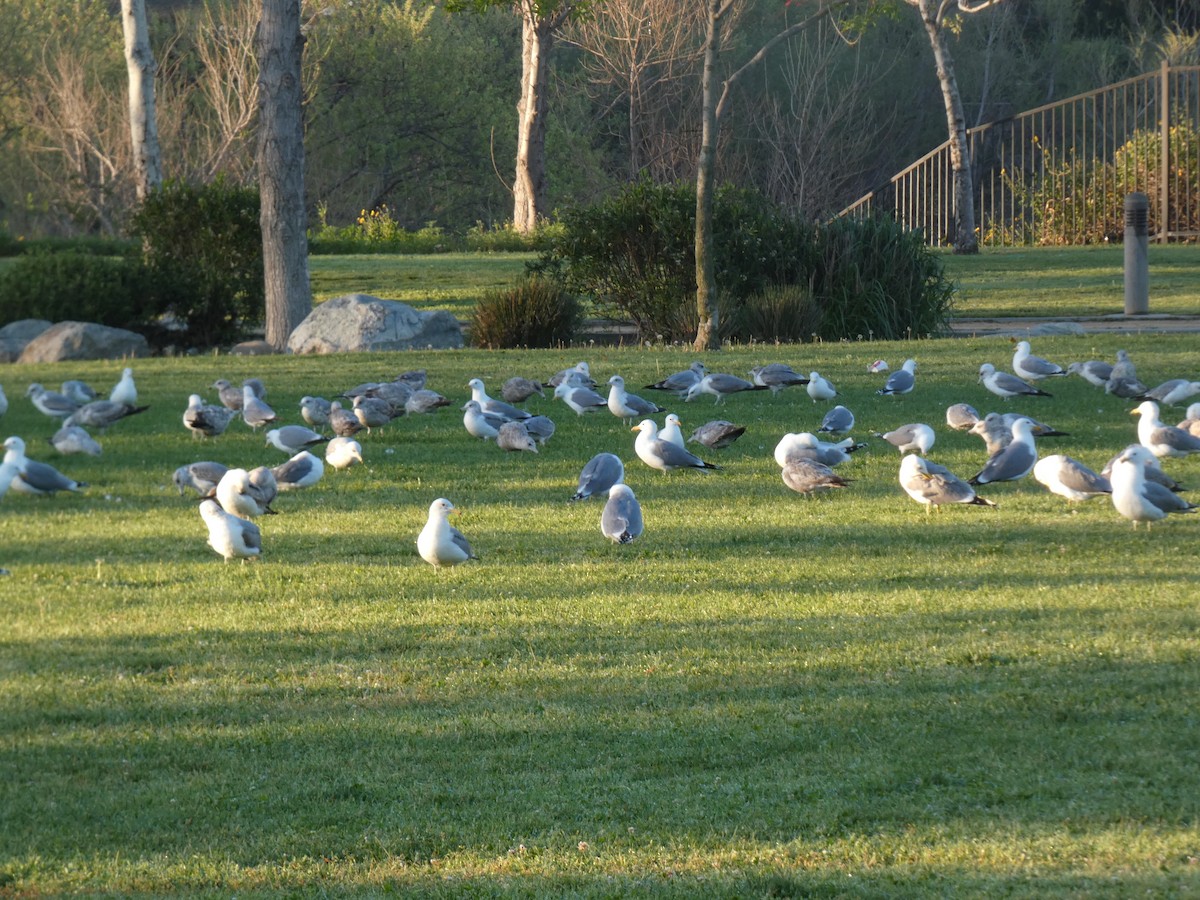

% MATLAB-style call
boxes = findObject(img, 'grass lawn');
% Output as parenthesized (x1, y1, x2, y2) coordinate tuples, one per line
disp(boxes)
(2, 333, 1198, 896)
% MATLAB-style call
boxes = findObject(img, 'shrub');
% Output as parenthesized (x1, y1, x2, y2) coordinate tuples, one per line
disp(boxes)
(535, 179, 808, 342)
(808, 216, 956, 340)
(0, 250, 155, 330)
(128, 179, 264, 349)
(725, 283, 823, 344)
(469, 275, 582, 349)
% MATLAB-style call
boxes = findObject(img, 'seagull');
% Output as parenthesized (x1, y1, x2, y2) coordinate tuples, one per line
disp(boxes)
(183, 394, 236, 439)
(968, 413, 1017, 456)
(463, 400, 505, 441)
(688, 420, 745, 450)
(685, 373, 766, 405)
(1106, 350, 1148, 398)
(1102, 444, 1185, 494)
(658, 413, 685, 449)
(1012, 340, 1066, 380)
(877, 358, 917, 396)
(212, 379, 244, 410)
(632, 419, 721, 472)
(216, 468, 273, 519)
(1132, 400, 1200, 459)
(945, 403, 980, 431)
(548, 361, 595, 389)
(173, 461, 229, 496)
(774, 433, 863, 468)
(65, 399, 150, 432)
(1066, 360, 1113, 388)
(553, 381, 607, 416)
(781, 458, 851, 497)
(818, 405, 855, 436)
(243, 377, 267, 399)
(523, 415, 556, 445)
(328, 401, 363, 438)
(199, 499, 262, 562)
(899, 454, 996, 514)
(3, 436, 87, 495)
(417, 498, 478, 567)
(877, 423, 935, 455)
(1179, 402, 1200, 438)
(353, 395, 394, 433)
(109, 367, 138, 406)
(50, 425, 102, 456)
(241, 384, 278, 430)
(501, 376, 546, 403)
(571, 453, 624, 502)
(25, 383, 79, 419)
(60, 380, 97, 405)
(645, 362, 706, 397)
(405, 389, 451, 415)
(601, 483, 644, 544)
(1138, 379, 1200, 407)
(299, 396, 332, 428)
(607, 375, 664, 423)
(497, 420, 538, 453)
(266, 425, 328, 455)
(246, 467, 278, 516)
(271, 451, 324, 491)
(749, 363, 808, 396)
(325, 436, 363, 470)
(969, 417, 1038, 486)
(1033, 455, 1112, 504)
(805, 372, 837, 403)
(468, 378, 530, 422)
(978, 363, 1052, 400)
(1110, 447, 1196, 528)
(396, 370, 427, 391)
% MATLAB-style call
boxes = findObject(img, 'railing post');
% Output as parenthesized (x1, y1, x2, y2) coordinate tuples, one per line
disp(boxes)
(1160, 61, 1170, 243)
(1125, 192, 1150, 315)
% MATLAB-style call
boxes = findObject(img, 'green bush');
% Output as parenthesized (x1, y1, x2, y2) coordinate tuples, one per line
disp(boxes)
(128, 179, 264, 349)
(0, 250, 155, 330)
(725, 283, 823, 344)
(807, 216, 956, 340)
(469, 275, 582, 349)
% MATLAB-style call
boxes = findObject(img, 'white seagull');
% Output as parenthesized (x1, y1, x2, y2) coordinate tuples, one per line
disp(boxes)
(271, 451, 324, 491)
(601, 483, 644, 544)
(417, 498, 478, 567)
(109, 367, 138, 406)
(1110, 448, 1196, 528)
(183, 394, 236, 439)
(632, 419, 721, 473)
(898, 455, 996, 515)
(468, 378, 530, 422)
(50, 425, 102, 457)
(199, 499, 262, 562)
(325, 436, 364, 470)
(877, 358, 917, 396)
(553, 381, 608, 416)
(1033, 455, 1112, 504)
(978, 363, 1052, 400)
(571, 453, 625, 502)
(1132, 400, 1200, 459)
(607, 375, 664, 423)
(173, 461, 229, 496)
(658, 413, 685, 449)
(3, 436, 87, 496)
(463, 400, 505, 441)
(968, 417, 1037, 486)
(216, 468, 272, 519)
(806, 372, 838, 403)
(241, 384, 278, 430)
(1012, 340, 1066, 381)
(877, 423, 935, 455)
(266, 426, 328, 455)
(685, 373, 766, 405)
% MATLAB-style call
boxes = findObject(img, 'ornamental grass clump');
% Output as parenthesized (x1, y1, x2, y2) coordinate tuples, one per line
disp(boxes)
(469, 275, 582, 348)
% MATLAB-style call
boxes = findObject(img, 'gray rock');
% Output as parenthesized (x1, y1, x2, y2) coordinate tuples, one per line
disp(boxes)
(286, 294, 462, 355)
(17, 321, 149, 364)
(0, 319, 53, 363)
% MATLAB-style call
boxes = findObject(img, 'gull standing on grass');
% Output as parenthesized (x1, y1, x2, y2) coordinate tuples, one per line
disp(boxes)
(501, 376, 546, 403)
(806, 372, 837, 403)
(645, 362, 706, 397)
(818, 405, 855, 436)
(749, 363, 808, 396)
(199, 499, 262, 562)
(26, 384, 79, 420)
(1066, 360, 1113, 388)
(66, 399, 150, 432)
(632, 419, 721, 473)
(553, 380, 608, 416)
(417, 498, 478, 567)
(468, 378, 530, 422)
(1033, 455, 1111, 504)
(241, 384, 278, 430)
(1138, 379, 1200, 407)
(899, 455, 996, 514)
(213, 379, 244, 410)
(876, 423, 935, 455)
(1110, 448, 1196, 528)
(328, 401, 363, 438)
(774, 433, 863, 468)
(216, 468, 274, 519)
(50, 425, 102, 456)
(601, 483, 644, 544)
(174, 461, 229, 496)
(463, 400, 505, 441)
(109, 367, 138, 406)
(183, 394, 236, 439)
(607, 375, 664, 424)
(685, 373, 766, 405)
(300, 396, 332, 428)
(1106, 350, 1149, 399)
(325, 436, 363, 470)
(978, 363, 1053, 400)
(266, 425, 328, 455)
(877, 358, 917, 397)
(658, 413, 685, 449)
(497, 420, 539, 453)
(405, 390, 451, 415)
(271, 451, 325, 491)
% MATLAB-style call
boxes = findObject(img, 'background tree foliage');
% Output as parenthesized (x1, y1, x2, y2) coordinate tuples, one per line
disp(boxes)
(0, 0, 1181, 240)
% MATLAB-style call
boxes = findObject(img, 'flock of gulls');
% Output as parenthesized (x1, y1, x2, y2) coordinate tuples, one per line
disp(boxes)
(2, 337, 1199, 568)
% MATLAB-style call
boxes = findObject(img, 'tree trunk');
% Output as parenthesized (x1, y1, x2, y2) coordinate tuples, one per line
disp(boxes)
(514, 14, 552, 234)
(257, 0, 312, 350)
(921, 0, 978, 253)
(120, 0, 162, 200)
(692, 0, 721, 352)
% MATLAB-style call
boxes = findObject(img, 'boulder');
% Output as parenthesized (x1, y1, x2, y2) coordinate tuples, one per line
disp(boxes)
(17, 321, 149, 364)
(0, 319, 53, 363)
(287, 293, 463, 355)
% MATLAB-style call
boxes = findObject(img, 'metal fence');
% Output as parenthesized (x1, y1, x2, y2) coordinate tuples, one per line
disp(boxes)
(839, 64, 1200, 246)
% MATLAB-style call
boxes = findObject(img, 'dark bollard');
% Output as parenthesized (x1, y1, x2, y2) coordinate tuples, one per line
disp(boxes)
(1124, 192, 1149, 315)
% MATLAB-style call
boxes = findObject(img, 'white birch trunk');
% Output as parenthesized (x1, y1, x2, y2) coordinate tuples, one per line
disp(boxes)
(120, 0, 162, 199)
(514, 13, 552, 234)
(693, 0, 722, 352)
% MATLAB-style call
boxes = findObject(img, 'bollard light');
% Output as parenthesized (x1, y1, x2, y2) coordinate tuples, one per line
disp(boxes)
(1124, 192, 1149, 315)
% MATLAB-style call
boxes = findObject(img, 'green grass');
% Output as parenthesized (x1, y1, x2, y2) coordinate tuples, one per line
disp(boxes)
(2, 335, 1199, 896)
(942, 245, 1200, 319)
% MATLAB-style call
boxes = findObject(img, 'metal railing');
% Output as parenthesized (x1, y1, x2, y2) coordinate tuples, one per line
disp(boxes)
(839, 64, 1200, 246)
